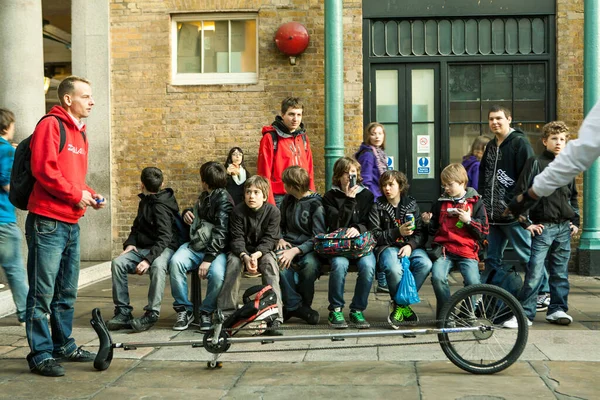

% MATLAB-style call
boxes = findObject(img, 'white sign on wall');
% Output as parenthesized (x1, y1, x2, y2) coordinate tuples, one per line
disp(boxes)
(417, 135, 430, 153)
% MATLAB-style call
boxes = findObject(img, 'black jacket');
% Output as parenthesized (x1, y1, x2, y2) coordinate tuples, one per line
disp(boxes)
(229, 202, 280, 257)
(123, 188, 180, 264)
(188, 188, 234, 263)
(322, 186, 374, 233)
(514, 150, 580, 227)
(368, 195, 426, 258)
(280, 192, 326, 255)
(478, 128, 534, 223)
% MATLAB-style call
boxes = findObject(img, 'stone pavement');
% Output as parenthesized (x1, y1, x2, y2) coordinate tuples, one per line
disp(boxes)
(1, 270, 599, 399)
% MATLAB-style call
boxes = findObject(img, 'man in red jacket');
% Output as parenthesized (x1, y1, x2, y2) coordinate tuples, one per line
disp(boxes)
(25, 76, 105, 377)
(257, 97, 315, 207)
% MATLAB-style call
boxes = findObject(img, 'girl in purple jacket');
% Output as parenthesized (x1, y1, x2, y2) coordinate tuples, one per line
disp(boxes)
(355, 122, 390, 292)
(355, 122, 388, 200)
(462, 135, 490, 191)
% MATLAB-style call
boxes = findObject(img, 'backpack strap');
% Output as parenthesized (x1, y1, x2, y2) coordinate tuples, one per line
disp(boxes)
(269, 130, 278, 153)
(37, 115, 67, 153)
(270, 130, 308, 153)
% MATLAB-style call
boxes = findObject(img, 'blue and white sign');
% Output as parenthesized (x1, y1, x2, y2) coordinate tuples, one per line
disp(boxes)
(387, 156, 394, 170)
(417, 157, 430, 174)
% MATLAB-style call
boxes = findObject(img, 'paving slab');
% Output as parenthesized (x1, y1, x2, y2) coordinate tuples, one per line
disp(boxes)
(529, 360, 600, 399)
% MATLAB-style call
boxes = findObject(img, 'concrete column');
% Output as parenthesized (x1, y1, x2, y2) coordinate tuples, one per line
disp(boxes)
(578, 0, 600, 275)
(324, 0, 345, 190)
(71, 0, 112, 260)
(0, 0, 45, 142)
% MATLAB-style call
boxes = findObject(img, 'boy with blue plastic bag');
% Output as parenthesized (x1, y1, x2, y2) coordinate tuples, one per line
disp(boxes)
(368, 170, 432, 328)
(421, 164, 488, 318)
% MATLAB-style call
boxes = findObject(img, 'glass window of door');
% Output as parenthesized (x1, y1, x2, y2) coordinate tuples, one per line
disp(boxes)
(448, 63, 547, 163)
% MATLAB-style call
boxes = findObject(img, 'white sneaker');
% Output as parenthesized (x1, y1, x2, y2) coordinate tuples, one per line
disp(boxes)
(502, 316, 532, 329)
(546, 310, 573, 325)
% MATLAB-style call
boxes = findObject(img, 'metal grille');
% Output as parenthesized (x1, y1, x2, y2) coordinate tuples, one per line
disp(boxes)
(371, 17, 547, 57)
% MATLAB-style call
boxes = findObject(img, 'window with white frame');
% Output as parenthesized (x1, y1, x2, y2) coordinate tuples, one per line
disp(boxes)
(171, 14, 258, 85)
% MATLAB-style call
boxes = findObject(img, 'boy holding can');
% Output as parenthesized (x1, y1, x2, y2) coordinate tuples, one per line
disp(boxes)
(421, 163, 489, 318)
(368, 170, 432, 328)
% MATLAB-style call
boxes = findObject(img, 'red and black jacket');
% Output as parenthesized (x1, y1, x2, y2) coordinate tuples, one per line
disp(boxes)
(428, 188, 488, 261)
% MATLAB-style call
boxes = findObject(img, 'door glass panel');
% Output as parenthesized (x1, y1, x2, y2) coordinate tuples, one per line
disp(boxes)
(452, 20, 465, 55)
(438, 20, 452, 55)
(375, 70, 398, 122)
(411, 69, 435, 180)
(449, 65, 481, 122)
(465, 19, 478, 55)
(532, 18, 545, 54)
(412, 20, 425, 56)
(516, 122, 545, 154)
(372, 21, 386, 56)
(492, 19, 505, 55)
(478, 19, 492, 55)
(383, 124, 400, 172)
(385, 21, 399, 56)
(518, 18, 532, 54)
(514, 64, 545, 121)
(425, 20, 438, 55)
(505, 18, 518, 55)
(481, 65, 512, 118)
(449, 124, 484, 165)
(399, 21, 412, 56)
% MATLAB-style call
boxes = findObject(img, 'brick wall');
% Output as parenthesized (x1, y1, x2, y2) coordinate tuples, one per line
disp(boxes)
(556, 0, 584, 269)
(110, 0, 363, 254)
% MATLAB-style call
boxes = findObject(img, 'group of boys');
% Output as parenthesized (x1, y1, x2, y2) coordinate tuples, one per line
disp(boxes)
(2, 82, 579, 377)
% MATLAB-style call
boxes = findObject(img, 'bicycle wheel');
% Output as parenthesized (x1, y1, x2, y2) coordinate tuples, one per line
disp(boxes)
(437, 284, 528, 374)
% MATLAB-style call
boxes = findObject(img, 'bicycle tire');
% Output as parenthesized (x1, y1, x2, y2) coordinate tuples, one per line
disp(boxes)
(437, 284, 528, 374)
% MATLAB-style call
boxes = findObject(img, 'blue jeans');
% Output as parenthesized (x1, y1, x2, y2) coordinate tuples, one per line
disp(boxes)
(519, 222, 571, 320)
(0, 223, 28, 322)
(279, 251, 321, 311)
(377, 248, 433, 300)
(111, 247, 174, 315)
(328, 252, 376, 311)
(24, 213, 80, 369)
(168, 243, 226, 313)
(431, 253, 480, 316)
(486, 221, 531, 272)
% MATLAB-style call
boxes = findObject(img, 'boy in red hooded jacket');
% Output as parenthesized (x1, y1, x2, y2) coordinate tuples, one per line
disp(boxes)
(422, 163, 488, 318)
(257, 97, 314, 207)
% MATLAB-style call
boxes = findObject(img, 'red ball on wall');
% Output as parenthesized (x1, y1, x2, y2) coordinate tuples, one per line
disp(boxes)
(274, 22, 310, 56)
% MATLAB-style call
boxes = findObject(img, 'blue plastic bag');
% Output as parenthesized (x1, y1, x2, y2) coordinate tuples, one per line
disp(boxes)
(394, 256, 421, 306)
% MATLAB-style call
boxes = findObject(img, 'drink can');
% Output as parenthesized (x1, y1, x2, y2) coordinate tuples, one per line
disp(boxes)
(405, 213, 415, 230)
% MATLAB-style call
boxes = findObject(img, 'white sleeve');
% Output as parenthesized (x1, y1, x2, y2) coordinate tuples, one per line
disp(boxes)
(532, 100, 600, 197)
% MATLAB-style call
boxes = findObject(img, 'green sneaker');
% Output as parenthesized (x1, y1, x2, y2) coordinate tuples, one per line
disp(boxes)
(388, 303, 418, 330)
(328, 308, 348, 329)
(349, 310, 370, 329)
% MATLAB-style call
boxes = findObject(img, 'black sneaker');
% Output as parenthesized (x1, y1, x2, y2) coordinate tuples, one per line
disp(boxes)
(131, 311, 159, 332)
(199, 312, 213, 332)
(31, 359, 65, 377)
(262, 320, 283, 336)
(173, 310, 193, 331)
(106, 310, 133, 331)
(55, 346, 96, 362)
(292, 306, 320, 325)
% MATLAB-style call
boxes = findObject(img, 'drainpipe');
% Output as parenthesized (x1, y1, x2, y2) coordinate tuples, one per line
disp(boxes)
(324, 0, 345, 190)
(578, 0, 600, 275)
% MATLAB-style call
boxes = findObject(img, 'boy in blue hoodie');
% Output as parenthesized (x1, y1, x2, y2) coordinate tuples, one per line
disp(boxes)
(277, 166, 326, 325)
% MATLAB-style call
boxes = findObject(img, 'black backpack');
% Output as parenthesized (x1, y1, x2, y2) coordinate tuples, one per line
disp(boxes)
(9, 115, 66, 210)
